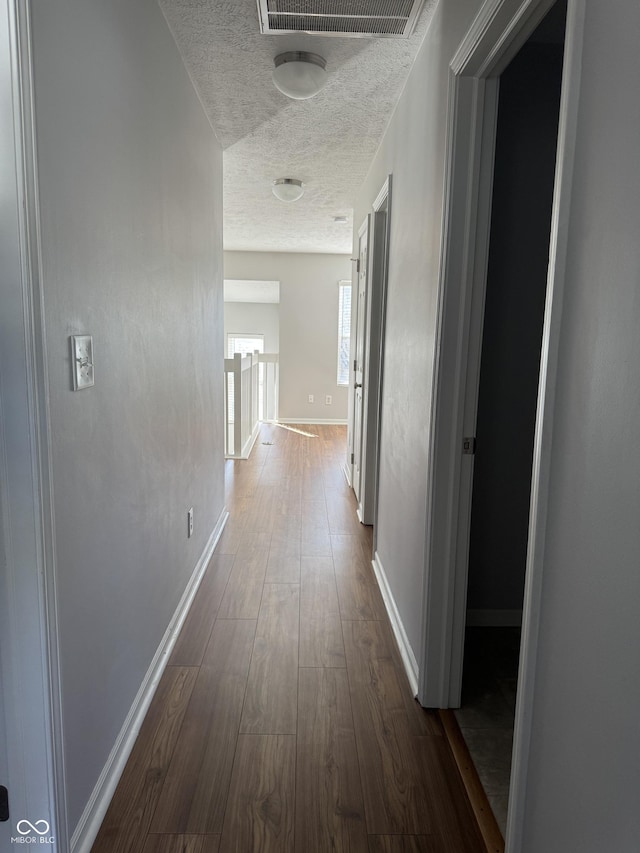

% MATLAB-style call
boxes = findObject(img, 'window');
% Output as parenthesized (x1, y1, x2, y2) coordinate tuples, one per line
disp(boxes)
(337, 281, 352, 386)
(226, 334, 266, 426)
(227, 334, 264, 358)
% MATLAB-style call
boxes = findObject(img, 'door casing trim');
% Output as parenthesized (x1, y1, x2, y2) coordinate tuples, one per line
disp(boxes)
(419, 1, 585, 850)
(1, 0, 68, 847)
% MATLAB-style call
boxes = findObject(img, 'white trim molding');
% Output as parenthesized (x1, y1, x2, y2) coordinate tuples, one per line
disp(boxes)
(277, 418, 348, 425)
(421, 0, 579, 707)
(372, 175, 391, 214)
(372, 552, 419, 697)
(70, 509, 228, 853)
(358, 174, 392, 530)
(0, 1, 67, 848)
(241, 420, 261, 459)
(506, 3, 585, 849)
(452, 0, 556, 78)
(419, 1, 585, 851)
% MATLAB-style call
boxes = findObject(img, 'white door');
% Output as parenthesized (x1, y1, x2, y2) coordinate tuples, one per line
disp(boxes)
(1, 2, 63, 844)
(352, 219, 369, 502)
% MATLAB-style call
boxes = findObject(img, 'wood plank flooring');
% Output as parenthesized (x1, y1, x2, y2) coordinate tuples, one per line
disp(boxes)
(92, 424, 485, 852)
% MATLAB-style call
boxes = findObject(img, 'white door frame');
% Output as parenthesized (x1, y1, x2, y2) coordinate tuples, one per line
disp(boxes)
(350, 217, 370, 503)
(343, 262, 358, 488)
(0, 1, 67, 848)
(418, 0, 584, 848)
(358, 175, 391, 528)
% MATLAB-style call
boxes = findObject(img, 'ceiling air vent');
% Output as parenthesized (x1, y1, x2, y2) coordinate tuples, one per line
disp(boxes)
(256, 0, 426, 39)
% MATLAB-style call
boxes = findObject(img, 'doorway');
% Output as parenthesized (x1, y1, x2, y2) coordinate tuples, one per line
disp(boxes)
(419, 0, 584, 845)
(458, 5, 566, 836)
(434, 0, 567, 842)
(349, 177, 391, 528)
(351, 218, 369, 505)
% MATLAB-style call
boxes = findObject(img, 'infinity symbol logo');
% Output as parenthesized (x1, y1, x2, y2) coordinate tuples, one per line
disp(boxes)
(17, 819, 51, 835)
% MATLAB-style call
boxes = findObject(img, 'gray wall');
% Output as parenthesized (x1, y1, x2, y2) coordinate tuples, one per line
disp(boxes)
(224, 252, 351, 421)
(356, 0, 640, 848)
(30, 0, 224, 833)
(354, 0, 485, 659)
(224, 301, 280, 354)
(520, 2, 640, 848)
(467, 43, 564, 614)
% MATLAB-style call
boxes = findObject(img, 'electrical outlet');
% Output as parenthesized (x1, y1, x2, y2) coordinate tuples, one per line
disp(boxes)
(325, 395, 332, 405)
(71, 334, 94, 390)
(187, 508, 194, 538)
(308, 394, 314, 403)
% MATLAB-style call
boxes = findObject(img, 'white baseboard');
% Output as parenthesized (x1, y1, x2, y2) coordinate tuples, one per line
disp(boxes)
(372, 551, 419, 697)
(356, 502, 374, 526)
(277, 418, 348, 425)
(240, 421, 261, 459)
(70, 507, 228, 853)
(466, 608, 523, 627)
(342, 461, 352, 487)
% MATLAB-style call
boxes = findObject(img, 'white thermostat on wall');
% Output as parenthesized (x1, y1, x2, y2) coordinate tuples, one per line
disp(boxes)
(71, 334, 95, 390)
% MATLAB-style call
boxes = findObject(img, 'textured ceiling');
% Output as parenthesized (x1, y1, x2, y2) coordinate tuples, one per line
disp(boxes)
(158, 0, 437, 253)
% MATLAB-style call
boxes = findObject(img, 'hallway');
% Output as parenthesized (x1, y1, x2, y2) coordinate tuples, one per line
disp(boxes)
(92, 424, 484, 852)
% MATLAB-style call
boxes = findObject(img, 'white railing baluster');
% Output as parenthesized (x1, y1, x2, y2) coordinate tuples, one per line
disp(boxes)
(234, 353, 242, 458)
(258, 353, 279, 423)
(224, 352, 279, 458)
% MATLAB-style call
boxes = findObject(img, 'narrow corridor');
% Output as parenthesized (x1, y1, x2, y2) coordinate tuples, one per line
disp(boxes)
(92, 424, 484, 852)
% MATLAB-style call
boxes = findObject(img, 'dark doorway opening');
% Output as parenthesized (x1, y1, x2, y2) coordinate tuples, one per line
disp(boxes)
(457, 0, 567, 837)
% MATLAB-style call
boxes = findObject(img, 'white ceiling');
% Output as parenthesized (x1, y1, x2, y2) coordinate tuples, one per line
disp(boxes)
(224, 279, 280, 303)
(158, 0, 437, 254)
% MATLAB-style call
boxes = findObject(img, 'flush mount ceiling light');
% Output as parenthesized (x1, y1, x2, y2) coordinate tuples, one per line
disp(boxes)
(272, 52, 327, 100)
(333, 216, 349, 224)
(272, 178, 304, 202)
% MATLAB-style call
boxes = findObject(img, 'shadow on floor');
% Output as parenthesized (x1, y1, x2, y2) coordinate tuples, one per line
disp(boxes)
(454, 626, 521, 834)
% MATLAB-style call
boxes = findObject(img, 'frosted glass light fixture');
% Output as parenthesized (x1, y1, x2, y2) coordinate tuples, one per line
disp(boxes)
(272, 52, 327, 100)
(272, 178, 304, 202)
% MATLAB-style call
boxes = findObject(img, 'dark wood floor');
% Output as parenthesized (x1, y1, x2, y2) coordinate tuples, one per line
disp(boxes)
(92, 424, 485, 852)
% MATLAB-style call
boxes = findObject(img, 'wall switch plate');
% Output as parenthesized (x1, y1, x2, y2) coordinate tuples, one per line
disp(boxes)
(308, 394, 314, 403)
(71, 335, 94, 390)
(325, 395, 332, 405)
(187, 508, 194, 538)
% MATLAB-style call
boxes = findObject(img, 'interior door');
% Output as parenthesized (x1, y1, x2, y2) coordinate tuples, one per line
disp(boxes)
(451, 19, 565, 707)
(352, 218, 369, 502)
